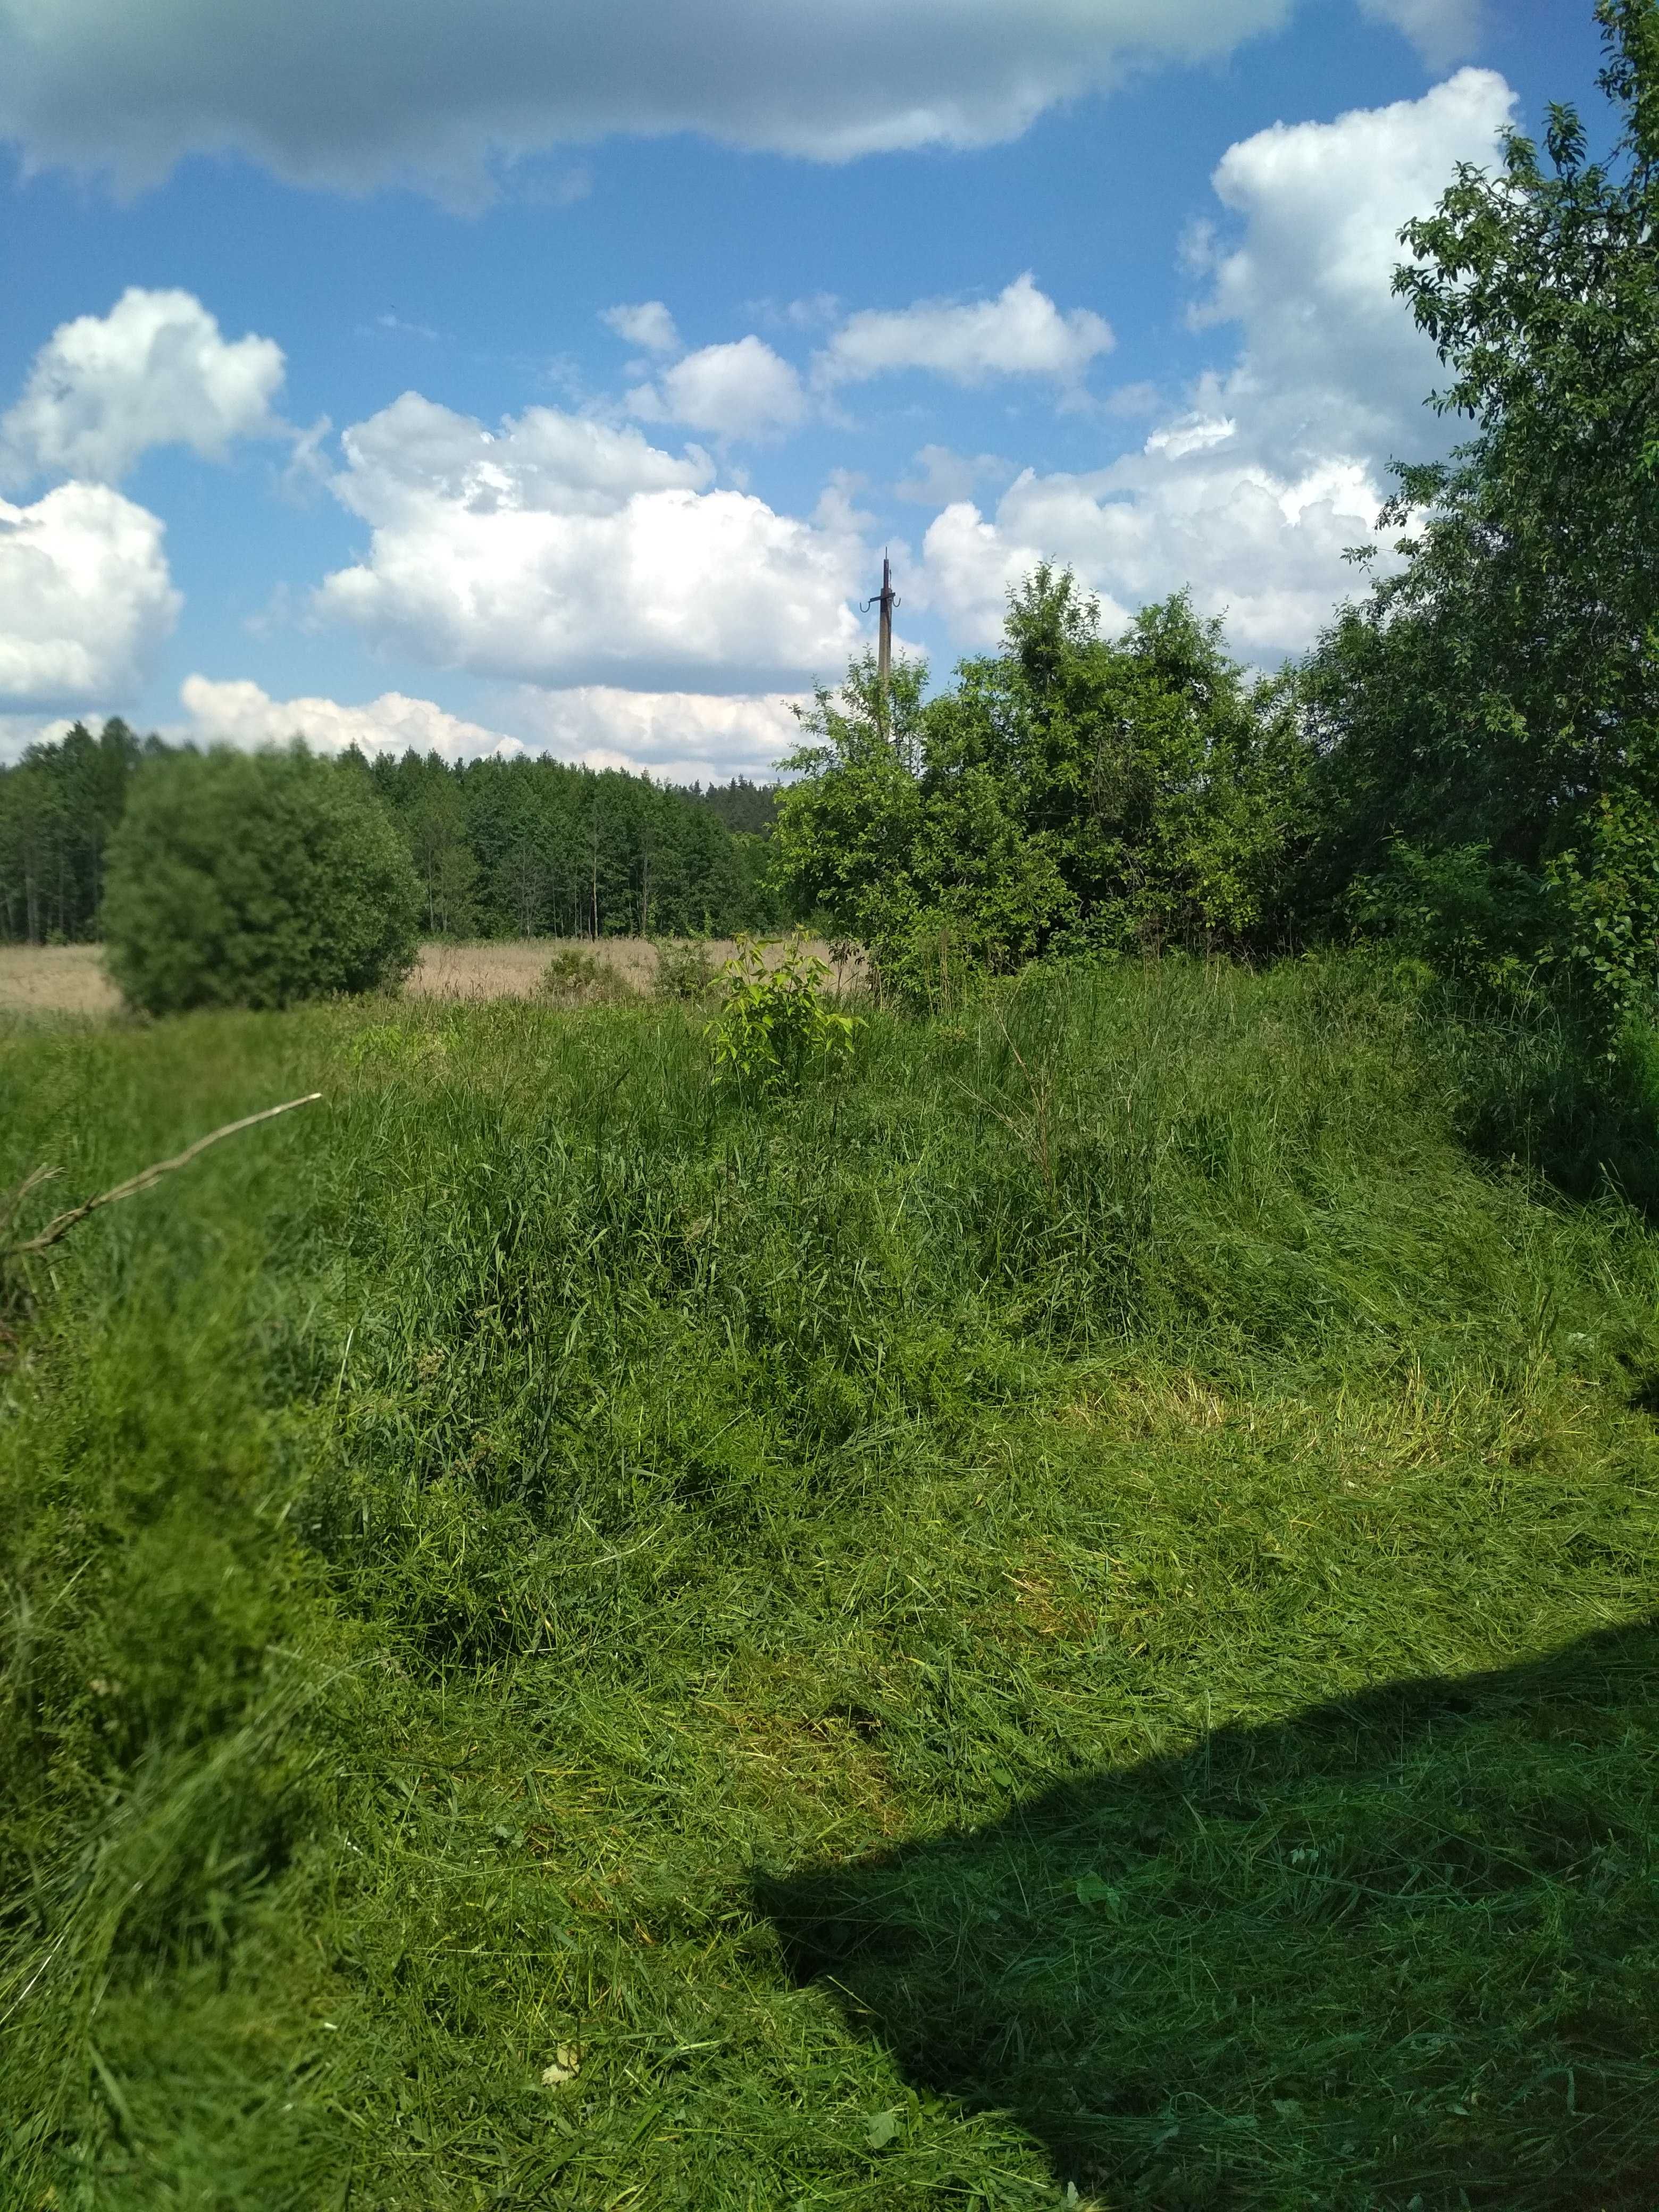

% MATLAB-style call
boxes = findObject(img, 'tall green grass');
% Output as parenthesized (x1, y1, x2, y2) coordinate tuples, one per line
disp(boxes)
(2, 958, 1656, 2208)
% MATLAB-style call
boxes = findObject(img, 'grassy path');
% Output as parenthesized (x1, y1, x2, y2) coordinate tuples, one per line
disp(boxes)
(3, 961, 1656, 2207)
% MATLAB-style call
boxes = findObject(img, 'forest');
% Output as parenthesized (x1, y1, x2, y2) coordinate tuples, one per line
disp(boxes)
(0, 730, 782, 944)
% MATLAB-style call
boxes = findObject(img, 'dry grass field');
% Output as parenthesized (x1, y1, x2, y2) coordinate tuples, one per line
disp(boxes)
(0, 936, 854, 1018)
(409, 936, 659, 1000)
(0, 943, 121, 1017)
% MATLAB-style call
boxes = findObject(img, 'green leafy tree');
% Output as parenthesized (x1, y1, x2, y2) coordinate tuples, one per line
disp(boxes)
(103, 747, 422, 1013)
(0, 719, 141, 942)
(775, 572, 1309, 1000)
(770, 651, 931, 956)
(1302, 0, 1659, 1034)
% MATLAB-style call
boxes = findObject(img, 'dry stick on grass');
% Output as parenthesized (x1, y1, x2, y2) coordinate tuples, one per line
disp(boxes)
(0, 1164, 59, 1249)
(2, 1094, 323, 1260)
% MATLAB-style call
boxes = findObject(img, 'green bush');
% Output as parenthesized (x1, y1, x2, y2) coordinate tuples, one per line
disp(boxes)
(538, 945, 634, 1007)
(103, 747, 421, 1015)
(652, 935, 717, 1003)
(707, 932, 857, 1094)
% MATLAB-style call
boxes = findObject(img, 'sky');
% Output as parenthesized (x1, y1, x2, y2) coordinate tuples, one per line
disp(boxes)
(0, 0, 1608, 781)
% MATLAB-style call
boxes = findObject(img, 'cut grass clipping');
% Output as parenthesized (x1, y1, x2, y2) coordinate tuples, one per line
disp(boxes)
(2, 956, 1656, 2209)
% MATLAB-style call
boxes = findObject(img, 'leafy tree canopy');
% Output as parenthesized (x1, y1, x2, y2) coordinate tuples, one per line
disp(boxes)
(103, 747, 423, 1013)
(774, 568, 1308, 1001)
(1302, 0, 1659, 1034)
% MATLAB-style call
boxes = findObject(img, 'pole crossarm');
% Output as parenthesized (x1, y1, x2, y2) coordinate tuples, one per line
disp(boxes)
(861, 552, 900, 738)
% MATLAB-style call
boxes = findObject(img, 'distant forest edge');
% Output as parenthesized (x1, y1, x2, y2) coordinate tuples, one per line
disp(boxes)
(0, 720, 786, 944)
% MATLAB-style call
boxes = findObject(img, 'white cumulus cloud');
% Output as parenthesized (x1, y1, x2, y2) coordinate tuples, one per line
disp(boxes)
(816, 273, 1113, 390)
(502, 684, 807, 778)
(178, 676, 525, 762)
(0, 287, 287, 487)
(0, 0, 1295, 199)
(627, 337, 806, 440)
(1189, 68, 1515, 475)
(175, 674, 807, 780)
(919, 443, 1381, 658)
(317, 391, 866, 689)
(0, 481, 180, 709)
(601, 300, 682, 356)
(918, 71, 1515, 663)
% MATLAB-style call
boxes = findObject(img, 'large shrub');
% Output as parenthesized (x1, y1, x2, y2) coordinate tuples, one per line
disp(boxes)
(103, 746, 422, 1013)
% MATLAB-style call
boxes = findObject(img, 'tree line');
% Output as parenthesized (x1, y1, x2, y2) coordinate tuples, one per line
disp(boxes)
(0, 731, 784, 945)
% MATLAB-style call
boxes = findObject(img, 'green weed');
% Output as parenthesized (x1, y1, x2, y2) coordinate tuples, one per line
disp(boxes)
(708, 931, 858, 1096)
(653, 935, 718, 1003)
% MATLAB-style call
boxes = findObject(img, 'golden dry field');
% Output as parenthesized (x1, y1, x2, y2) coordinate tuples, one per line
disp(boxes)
(0, 936, 853, 1017)
(0, 943, 121, 1017)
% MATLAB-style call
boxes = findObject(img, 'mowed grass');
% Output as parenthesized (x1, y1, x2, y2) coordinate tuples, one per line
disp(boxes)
(2, 958, 1657, 2210)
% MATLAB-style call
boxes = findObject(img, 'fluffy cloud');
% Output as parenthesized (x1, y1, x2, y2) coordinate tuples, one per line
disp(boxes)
(918, 72, 1514, 663)
(317, 391, 865, 689)
(601, 301, 681, 356)
(0, 481, 180, 709)
(617, 279, 1113, 439)
(920, 443, 1379, 657)
(177, 674, 805, 780)
(816, 273, 1113, 390)
(0, 0, 1294, 198)
(179, 675, 524, 762)
(1189, 68, 1515, 474)
(0, 287, 286, 486)
(501, 684, 806, 778)
(627, 337, 806, 440)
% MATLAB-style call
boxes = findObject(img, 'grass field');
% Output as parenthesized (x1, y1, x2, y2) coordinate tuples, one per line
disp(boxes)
(0, 936, 854, 1017)
(2, 958, 1657, 2209)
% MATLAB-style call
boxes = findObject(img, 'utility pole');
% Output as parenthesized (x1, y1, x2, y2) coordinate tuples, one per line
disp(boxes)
(863, 552, 899, 740)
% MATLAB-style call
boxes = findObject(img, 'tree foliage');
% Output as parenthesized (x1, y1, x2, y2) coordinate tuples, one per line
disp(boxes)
(0, 720, 146, 944)
(1302, 0, 1659, 1036)
(357, 749, 781, 941)
(774, 571, 1308, 1001)
(103, 748, 423, 1013)
(706, 933, 857, 1095)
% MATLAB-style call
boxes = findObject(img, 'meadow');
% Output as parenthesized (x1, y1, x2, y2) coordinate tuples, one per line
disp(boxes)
(0, 937, 855, 1019)
(2, 957, 1657, 2209)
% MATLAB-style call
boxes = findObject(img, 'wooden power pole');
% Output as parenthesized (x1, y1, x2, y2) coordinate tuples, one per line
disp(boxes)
(864, 553, 899, 739)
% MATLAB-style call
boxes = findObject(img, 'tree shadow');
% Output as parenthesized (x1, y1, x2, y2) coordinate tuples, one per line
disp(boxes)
(758, 1622, 1659, 2210)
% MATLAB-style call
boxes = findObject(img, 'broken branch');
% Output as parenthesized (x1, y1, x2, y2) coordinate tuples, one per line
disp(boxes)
(3, 1094, 323, 1260)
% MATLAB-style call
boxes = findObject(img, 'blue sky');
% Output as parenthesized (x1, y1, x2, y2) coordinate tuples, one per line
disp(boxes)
(0, 0, 1607, 777)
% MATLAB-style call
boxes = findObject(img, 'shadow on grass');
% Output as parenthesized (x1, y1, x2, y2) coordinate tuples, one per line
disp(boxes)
(1428, 979, 1659, 1217)
(759, 1622, 1659, 2211)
